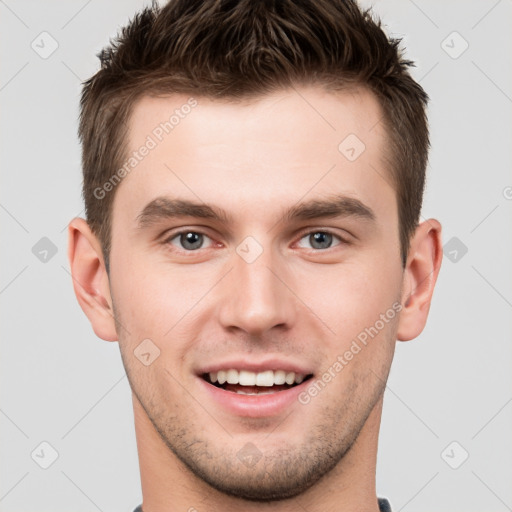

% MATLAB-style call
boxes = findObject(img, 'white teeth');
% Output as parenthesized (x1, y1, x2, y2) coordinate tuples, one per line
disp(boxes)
(273, 370, 286, 385)
(206, 369, 308, 387)
(255, 370, 274, 386)
(239, 370, 256, 386)
(217, 370, 227, 384)
(235, 390, 276, 395)
(226, 369, 239, 384)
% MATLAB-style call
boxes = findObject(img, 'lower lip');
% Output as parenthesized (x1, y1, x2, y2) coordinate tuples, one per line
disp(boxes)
(197, 376, 311, 418)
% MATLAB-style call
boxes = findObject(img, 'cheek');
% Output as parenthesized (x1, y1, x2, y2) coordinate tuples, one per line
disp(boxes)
(110, 251, 214, 346)
(110, 256, 169, 340)
(303, 258, 402, 348)
(110, 225, 402, 347)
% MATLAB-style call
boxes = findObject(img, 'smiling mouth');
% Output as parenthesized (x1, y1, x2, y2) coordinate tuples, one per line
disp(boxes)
(201, 371, 314, 395)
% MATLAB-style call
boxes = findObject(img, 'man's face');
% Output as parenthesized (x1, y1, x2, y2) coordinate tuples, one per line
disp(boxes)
(108, 85, 404, 500)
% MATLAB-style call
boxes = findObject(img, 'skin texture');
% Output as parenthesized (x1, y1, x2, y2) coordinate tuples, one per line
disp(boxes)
(68, 85, 442, 512)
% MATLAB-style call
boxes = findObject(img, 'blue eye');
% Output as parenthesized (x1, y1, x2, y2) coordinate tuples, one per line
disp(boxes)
(163, 228, 347, 255)
(167, 231, 214, 251)
(296, 231, 343, 250)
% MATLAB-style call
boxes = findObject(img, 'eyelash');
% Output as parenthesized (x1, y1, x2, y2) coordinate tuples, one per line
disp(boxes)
(162, 228, 350, 255)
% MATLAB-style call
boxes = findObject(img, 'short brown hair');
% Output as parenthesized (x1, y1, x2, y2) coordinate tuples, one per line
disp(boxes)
(79, 0, 429, 271)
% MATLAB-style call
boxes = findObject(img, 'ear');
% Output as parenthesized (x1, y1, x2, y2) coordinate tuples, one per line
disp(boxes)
(67, 217, 118, 341)
(397, 218, 443, 342)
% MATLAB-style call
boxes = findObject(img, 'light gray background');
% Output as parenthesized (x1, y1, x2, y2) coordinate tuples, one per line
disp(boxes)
(1, 1, 511, 511)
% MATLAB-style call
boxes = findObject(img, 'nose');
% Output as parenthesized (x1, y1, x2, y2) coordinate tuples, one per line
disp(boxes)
(217, 240, 297, 336)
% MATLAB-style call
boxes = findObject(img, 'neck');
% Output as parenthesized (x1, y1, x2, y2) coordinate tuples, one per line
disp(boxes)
(133, 393, 383, 512)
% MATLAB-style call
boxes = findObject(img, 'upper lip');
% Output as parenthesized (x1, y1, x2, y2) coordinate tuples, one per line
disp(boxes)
(196, 357, 314, 376)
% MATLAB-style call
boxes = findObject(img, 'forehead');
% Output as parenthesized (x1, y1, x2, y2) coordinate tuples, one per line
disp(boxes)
(112, 85, 394, 229)
(128, 85, 386, 155)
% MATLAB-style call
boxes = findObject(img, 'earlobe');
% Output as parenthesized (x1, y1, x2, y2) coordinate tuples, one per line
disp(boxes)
(67, 217, 118, 342)
(396, 219, 443, 342)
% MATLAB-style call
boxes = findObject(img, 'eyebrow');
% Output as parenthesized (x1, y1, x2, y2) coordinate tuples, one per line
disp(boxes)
(135, 194, 376, 229)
